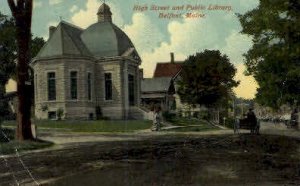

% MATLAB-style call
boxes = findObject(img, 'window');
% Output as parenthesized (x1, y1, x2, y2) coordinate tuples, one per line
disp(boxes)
(48, 111, 56, 120)
(47, 72, 56, 101)
(128, 74, 135, 106)
(70, 71, 78, 100)
(104, 73, 112, 100)
(87, 73, 92, 100)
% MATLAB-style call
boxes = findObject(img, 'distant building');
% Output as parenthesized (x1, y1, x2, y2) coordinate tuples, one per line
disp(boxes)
(141, 53, 210, 118)
(31, 3, 142, 120)
(141, 53, 181, 111)
(141, 77, 175, 111)
(153, 53, 183, 78)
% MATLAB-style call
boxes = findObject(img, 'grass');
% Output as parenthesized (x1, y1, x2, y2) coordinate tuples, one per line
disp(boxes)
(167, 117, 208, 126)
(164, 116, 218, 132)
(3, 120, 152, 133)
(168, 126, 218, 132)
(0, 128, 53, 155)
(0, 140, 53, 155)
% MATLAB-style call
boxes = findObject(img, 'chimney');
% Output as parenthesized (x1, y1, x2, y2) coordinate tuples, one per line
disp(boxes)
(49, 26, 56, 38)
(170, 52, 175, 63)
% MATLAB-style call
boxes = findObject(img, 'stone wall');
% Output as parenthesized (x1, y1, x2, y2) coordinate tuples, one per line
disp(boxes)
(96, 61, 124, 119)
(33, 59, 66, 119)
(33, 56, 141, 120)
(33, 57, 97, 120)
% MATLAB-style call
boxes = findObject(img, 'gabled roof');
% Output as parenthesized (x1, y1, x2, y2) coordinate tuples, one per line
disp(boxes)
(141, 77, 172, 93)
(36, 21, 91, 58)
(153, 62, 183, 78)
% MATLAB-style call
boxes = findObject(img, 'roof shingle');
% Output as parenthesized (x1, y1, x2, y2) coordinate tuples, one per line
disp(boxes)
(141, 77, 172, 93)
(153, 62, 183, 78)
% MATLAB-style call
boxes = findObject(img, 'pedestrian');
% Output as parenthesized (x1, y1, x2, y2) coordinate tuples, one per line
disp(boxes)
(152, 106, 161, 131)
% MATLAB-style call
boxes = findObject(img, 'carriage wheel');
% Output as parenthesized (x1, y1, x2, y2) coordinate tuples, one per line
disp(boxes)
(255, 126, 260, 134)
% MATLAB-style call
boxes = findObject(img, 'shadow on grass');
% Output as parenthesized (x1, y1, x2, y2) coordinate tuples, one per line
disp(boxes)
(166, 126, 219, 132)
(0, 128, 54, 155)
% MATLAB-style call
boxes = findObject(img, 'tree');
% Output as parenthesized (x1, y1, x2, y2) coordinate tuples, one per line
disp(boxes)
(7, 0, 34, 140)
(238, 0, 300, 109)
(0, 11, 44, 129)
(177, 50, 239, 108)
(0, 13, 16, 125)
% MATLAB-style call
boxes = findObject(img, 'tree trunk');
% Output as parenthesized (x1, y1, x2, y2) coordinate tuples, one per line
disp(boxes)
(15, 18, 33, 140)
(8, 0, 34, 140)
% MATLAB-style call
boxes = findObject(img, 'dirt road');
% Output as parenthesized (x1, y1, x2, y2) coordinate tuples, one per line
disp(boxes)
(1, 123, 299, 186)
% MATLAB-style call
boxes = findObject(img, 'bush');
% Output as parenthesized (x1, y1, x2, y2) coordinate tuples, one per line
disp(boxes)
(193, 111, 199, 118)
(200, 111, 209, 120)
(57, 108, 64, 120)
(224, 117, 235, 129)
(163, 111, 176, 122)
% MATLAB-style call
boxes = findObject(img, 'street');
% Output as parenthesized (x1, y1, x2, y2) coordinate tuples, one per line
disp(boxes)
(0, 122, 299, 186)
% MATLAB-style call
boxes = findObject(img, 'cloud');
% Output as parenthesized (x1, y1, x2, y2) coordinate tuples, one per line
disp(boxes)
(136, 15, 225, 77)
(123, 13, 164, 54)
(49, 0, 63, 5)
(220, 30, 253, 65)
(70, 5, 78, 13)
(219, 30, 257, 98)
(34, 1, 43, 9)
(233, 64, 258, 99)
(71, 0, 124, 28)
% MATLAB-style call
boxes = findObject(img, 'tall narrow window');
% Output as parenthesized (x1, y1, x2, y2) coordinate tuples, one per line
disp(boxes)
(105, 73, 112, 100)
(70, 71, 78, 100)
(128, 74, 135, 106)
(47, 72, 56, 101)
(87, 73, 92, 100)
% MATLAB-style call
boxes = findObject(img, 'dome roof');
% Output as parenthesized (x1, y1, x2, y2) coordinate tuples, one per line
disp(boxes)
(81, 21, 135, 58)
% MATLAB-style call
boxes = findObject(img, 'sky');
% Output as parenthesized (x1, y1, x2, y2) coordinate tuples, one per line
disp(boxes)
(0, 0, 259, 99)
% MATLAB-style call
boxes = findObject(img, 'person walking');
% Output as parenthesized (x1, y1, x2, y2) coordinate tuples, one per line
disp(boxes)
(152, 106, 161, 131)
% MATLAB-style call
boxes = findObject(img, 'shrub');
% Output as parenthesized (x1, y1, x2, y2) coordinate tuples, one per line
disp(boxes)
(57, 108, 64, 120)
(224, 117, 235, 129)
(193, 111, 199, 118)
(163, 111, 176, 122)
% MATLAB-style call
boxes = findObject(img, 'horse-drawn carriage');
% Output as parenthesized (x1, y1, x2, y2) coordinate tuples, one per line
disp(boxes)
(234, 118, 260, 134)
(286, 119, 299, 129)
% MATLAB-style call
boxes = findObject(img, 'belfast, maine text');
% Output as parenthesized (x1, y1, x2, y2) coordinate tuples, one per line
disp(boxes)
(133, 4, 232, 19)
(133, 4, 232, 12)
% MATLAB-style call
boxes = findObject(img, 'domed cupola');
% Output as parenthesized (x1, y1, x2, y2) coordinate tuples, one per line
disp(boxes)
(81, 3, 136, 58)
(97, 3, 112, 22)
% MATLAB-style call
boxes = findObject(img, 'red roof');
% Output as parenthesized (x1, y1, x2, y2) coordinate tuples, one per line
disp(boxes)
(153, 62, 183, 78)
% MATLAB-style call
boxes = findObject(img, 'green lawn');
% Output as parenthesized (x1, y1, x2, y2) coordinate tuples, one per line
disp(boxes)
(3, 120, 152, 133)
(168, 126, 218, 132)
(164, 117, 218, 132)
(168, 117, 208, 126)
(0, 128, 53, 155)
(0, 140, 53, 155)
